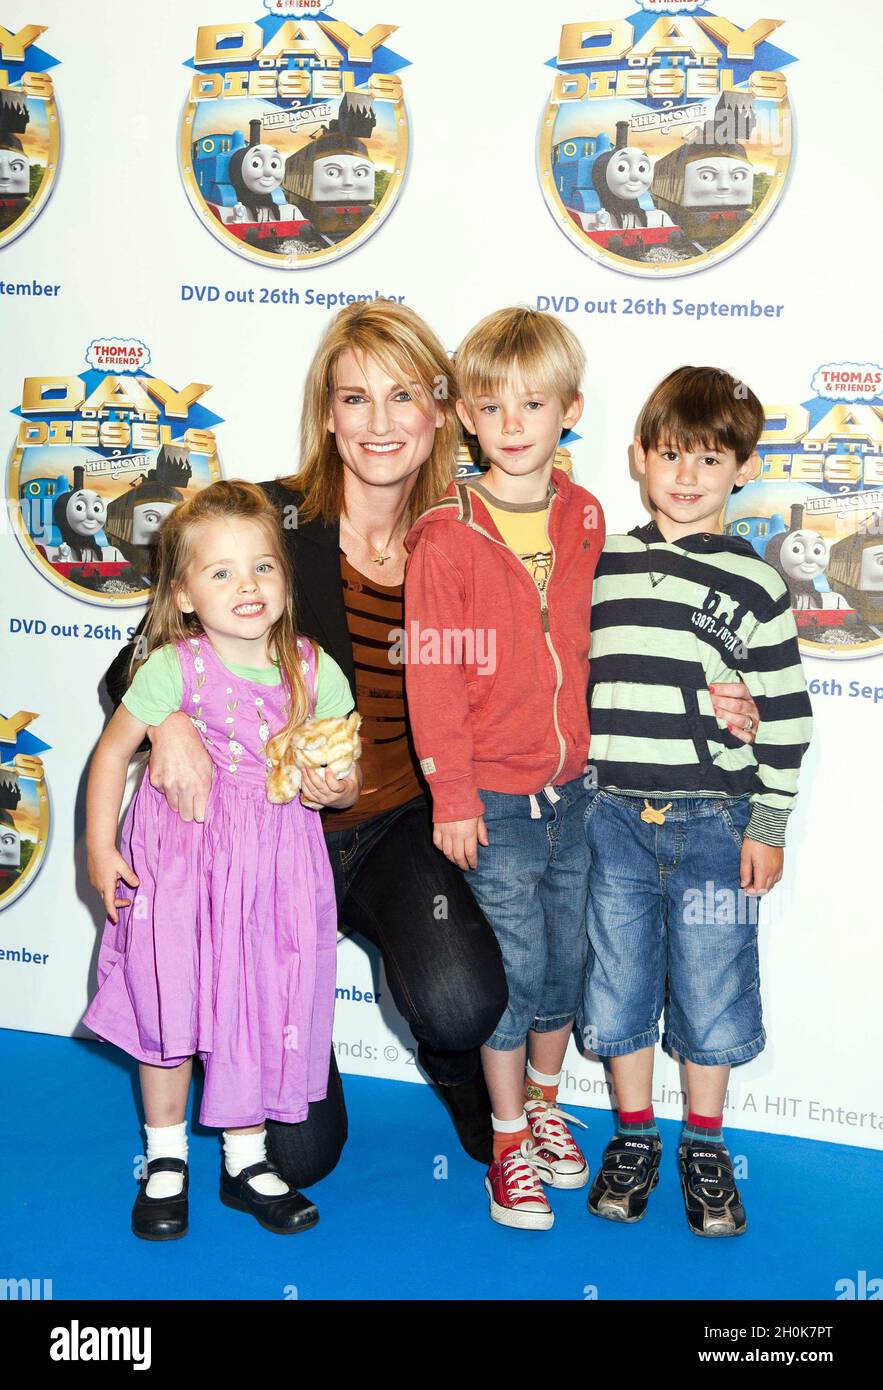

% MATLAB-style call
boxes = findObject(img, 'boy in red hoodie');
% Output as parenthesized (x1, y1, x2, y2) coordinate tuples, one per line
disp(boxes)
(404, 307, 605, 1229)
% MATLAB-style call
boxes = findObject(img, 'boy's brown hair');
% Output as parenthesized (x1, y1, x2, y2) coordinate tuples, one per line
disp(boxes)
(636, 366, 765, 464)
(455, 306, 585, 408)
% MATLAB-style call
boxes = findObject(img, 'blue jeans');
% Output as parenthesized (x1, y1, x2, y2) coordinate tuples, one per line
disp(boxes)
(581, 791, 765, 1067)
(465, 776, 592, 1051)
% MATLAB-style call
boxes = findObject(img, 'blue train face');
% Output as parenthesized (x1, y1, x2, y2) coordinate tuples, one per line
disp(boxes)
(62, 488, 107, 538)
(239, 144, 284, 197)
(605, 149, 652, 201)
(776, 530, 829, 584)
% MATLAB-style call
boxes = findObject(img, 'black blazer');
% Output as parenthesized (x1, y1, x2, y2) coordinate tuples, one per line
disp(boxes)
(104, 481, 358, 708)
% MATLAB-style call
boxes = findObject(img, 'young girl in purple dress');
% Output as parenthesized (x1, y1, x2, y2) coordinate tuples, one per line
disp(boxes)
(84, 480, 361, 1240)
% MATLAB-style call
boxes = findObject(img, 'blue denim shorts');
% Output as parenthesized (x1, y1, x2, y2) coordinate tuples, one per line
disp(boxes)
(581, 791, 765, 1067)
(464, 775, 592, 1051)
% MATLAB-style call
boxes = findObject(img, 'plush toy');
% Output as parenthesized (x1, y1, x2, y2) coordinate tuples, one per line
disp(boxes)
(266, 711, 362, 804)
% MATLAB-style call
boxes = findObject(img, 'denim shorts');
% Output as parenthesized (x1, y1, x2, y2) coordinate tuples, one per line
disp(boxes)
(581, 791, 765, 1067)
(464, 775, 592, 1051)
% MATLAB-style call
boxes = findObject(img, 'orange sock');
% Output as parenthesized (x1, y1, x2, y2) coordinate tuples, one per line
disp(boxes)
(489, 1112, 531, 1167)
(492, 1125, 530, 1162)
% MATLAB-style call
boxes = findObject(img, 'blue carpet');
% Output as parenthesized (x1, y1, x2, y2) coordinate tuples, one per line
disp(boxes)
(1, 1029, 880, 1301)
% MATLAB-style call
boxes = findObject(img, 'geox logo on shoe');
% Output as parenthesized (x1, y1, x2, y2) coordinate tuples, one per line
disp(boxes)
(49, 1321, 151, 1370)
(624, 1141, 648, 1149)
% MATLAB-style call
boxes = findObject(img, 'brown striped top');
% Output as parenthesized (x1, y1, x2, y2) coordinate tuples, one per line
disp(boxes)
(321, 550, 425, 831)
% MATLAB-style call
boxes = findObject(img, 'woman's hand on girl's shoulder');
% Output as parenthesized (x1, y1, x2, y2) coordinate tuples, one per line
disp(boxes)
(86, 846, 139, 925)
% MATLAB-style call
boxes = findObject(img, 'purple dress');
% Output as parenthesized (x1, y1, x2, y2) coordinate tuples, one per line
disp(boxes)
(84, 634, 338, 1129)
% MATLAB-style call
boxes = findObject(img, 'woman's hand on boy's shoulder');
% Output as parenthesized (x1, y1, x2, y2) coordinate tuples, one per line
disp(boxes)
(433, 816, 488, 871)
(710, 682, 760, 745)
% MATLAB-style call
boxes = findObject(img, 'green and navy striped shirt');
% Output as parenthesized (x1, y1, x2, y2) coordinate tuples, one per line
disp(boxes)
(588, 522, 813, 846)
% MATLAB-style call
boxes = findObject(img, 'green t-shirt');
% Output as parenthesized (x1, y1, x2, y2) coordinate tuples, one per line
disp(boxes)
(122, 642, 354, 727)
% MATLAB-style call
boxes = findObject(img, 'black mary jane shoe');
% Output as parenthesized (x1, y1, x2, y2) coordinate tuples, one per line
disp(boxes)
(219, 1160, 319, 1235)
(131, 1157, 189, 1241)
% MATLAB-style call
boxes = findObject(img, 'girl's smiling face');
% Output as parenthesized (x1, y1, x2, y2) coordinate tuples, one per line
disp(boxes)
(175, 516, 286, 661)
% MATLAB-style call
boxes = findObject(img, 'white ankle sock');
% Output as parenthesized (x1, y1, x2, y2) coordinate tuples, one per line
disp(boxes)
(223, 1129, 289, 1196)
(526, 1062, 562, 1088)
(492, 1111, 529, 1134)
(144, 1122, 188, 1198)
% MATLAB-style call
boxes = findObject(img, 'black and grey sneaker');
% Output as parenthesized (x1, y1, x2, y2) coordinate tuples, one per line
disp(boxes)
(587, 1133, 662, 1223)
(678, 1141, 747, 1237)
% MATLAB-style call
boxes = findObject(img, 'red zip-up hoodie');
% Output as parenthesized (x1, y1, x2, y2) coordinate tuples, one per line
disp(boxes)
(403, 468, 605, 823)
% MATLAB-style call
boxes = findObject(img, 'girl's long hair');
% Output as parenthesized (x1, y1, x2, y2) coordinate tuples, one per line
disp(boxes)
(284, 299, 460, 526)
(128, 480, 312, 739)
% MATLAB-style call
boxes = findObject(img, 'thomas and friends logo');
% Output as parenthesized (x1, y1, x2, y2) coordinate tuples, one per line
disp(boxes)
(724, 364, 883, 660)
(0, 710, 50, 912)
(0, 22, 60, 249)
(6, 340, 224, 607)
(538, 5, 796, 277)
(178, 8, 410, 268)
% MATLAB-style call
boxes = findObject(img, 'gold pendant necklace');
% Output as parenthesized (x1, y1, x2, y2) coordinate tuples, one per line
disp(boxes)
(343, 513, 401, 566)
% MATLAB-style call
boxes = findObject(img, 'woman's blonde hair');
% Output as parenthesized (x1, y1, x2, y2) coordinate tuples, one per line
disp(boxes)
(128, 480, 312, 740)
(284, 299, 459, 525)
(455, 305, 585, 408)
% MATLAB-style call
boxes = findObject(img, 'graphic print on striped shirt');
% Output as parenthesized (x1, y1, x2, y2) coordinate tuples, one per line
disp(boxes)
(588, 523, 813, 846)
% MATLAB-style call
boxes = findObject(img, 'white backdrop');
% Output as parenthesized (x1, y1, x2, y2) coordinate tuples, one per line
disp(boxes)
(1, 0, 881, 1149)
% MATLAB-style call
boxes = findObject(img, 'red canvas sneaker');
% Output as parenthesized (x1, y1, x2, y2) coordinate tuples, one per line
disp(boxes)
(484, 1140, 554, 1230)
(525, 1102, 589, 1189)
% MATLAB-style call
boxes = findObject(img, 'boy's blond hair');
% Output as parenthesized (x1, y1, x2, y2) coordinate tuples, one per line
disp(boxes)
(455, 306, 585, 408)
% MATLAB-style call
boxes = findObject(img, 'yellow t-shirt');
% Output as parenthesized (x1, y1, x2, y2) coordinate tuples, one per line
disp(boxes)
(467, 480, 553, 592)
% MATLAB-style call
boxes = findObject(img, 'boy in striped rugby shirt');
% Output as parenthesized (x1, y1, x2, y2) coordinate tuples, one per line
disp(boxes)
(583, 366, 813, 1237)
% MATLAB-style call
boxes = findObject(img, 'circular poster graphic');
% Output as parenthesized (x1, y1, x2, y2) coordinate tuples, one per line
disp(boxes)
(724, 365, 883, 659)
(6, 340, 224, 607)
(0, 713, 50, 913)
(0, 22, 60, 249)
(178, 5, 409, 268)
(538, 3, 796, 276)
